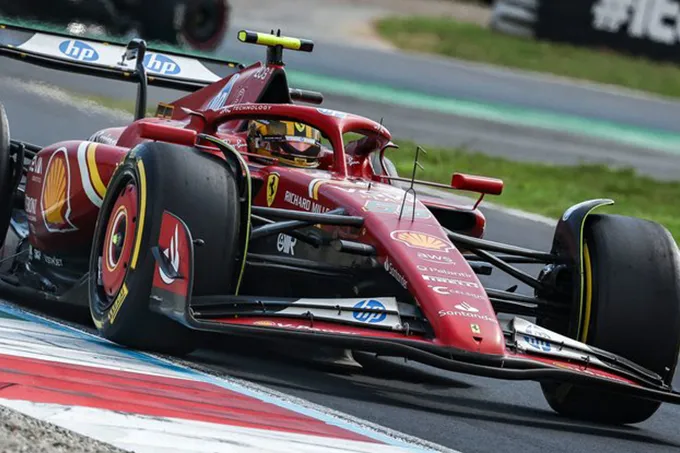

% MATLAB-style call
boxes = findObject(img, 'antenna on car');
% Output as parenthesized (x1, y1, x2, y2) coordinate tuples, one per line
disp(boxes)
(237, 29, 314, 66)
(399, 146, 426, 222)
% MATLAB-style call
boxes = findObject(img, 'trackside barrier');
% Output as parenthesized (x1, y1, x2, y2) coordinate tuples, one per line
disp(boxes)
(491, 0, 680, 64)
(489, 0, 538, 38)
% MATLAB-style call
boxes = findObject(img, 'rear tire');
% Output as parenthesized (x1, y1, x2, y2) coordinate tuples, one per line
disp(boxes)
(179, 0, 229, 51)
(137, 0, 182, 45)
(89, 142, 241, 355)
(540, 214, 680, 424)
(137, 0, 229, 50)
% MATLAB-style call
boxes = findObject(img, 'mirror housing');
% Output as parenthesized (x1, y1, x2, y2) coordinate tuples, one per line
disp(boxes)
(451, 173, 504, 195)
(122, 38, 146, 62)
(119, 38, 148, 121)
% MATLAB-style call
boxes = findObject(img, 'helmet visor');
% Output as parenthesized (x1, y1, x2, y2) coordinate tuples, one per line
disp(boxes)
(258, 135, 321, 166)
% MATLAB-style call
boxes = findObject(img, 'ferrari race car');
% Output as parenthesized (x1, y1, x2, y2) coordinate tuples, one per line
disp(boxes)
(0, 24, 679, 426)
(0, 0, 230, 51)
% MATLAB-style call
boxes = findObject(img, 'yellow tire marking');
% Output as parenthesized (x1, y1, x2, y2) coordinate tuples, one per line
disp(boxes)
(130, 160, 146, 270)
(108, 283, 128, 324)
(580, 243, 593, 343)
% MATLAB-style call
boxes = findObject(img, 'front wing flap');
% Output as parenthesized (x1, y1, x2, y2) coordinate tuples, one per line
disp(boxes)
(147, 283, 680, 406)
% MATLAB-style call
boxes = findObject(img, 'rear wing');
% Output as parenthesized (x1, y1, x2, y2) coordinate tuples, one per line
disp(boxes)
(0, 23, 243, 91)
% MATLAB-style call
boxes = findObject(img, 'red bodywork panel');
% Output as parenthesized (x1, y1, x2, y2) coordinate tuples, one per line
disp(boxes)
(24, 63, 505, 356)
(25, 140, 126, 254)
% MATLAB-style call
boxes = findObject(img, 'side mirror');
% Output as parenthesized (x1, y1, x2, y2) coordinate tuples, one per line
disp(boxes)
(122, 38, 147, 63)
(120, 38, 148, 122)
(451, 172, 504, 195)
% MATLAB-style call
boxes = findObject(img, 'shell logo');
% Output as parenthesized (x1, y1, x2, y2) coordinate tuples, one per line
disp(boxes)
(40, 148, 76, 232)
(390, 230, 453, 252)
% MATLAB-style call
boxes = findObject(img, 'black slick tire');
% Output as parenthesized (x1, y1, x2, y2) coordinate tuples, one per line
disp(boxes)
(541, 214, 680, 424)
(137, 0, 182, 45)
(89, 142, 241, 355)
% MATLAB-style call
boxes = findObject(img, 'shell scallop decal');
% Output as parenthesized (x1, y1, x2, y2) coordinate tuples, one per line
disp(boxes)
(390, 230, 454, 252)
(40, 148, 77, 232)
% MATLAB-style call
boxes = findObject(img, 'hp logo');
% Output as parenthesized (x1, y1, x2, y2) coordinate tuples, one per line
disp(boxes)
(59, 40, 99, 62)
(143, 53, 180, 75)
(523, 335, 551, 352)
(353, 299, 387, 324)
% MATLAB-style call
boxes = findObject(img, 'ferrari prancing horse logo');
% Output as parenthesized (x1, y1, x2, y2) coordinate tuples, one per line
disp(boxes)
(266, 173, 280, 207)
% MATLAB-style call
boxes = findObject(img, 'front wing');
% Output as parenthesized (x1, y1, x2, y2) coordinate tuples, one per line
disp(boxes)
(149, 281, 680, 406)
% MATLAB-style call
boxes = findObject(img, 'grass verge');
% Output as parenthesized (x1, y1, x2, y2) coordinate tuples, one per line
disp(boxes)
(390, 140, 680, 241)
(376, 17, 680, 99)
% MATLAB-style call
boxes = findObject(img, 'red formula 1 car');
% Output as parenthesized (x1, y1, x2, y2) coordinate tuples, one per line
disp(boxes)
(0, 24, 679, 425)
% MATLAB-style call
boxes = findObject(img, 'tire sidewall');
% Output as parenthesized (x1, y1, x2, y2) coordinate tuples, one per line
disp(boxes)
(89, 157, 160, 338)
(89, 142, 241, 353)
(540, 214, 680, 424)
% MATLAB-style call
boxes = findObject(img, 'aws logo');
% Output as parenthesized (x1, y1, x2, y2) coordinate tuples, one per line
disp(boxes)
(40, 148, 77, 232)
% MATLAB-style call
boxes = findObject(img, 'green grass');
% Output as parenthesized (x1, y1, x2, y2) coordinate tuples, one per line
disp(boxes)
(69, 92, 156, 117)
(376, 17, 680, 99)
(390, 140, 680, 241)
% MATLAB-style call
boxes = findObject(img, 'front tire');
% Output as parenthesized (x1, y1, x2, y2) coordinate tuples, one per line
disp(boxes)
(89, 142, 241, 355)
(541, 214, 680, 424)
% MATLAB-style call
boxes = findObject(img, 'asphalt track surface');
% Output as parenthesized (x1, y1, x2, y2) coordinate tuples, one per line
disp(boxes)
(2, 61, 680, 453)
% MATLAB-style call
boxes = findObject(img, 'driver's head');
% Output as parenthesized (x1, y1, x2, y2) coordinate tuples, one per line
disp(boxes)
(247, 120, 322, 168)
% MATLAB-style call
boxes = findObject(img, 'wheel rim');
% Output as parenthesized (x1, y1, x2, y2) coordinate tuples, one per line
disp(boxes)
(99, 182, 138, 308)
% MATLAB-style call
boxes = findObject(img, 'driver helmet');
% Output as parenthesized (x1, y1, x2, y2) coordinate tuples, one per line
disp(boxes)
(247, 119, 322, 168)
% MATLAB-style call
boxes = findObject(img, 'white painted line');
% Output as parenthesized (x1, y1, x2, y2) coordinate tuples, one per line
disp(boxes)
(1, 400, 419, 453)
(0, 317, 188, 379)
